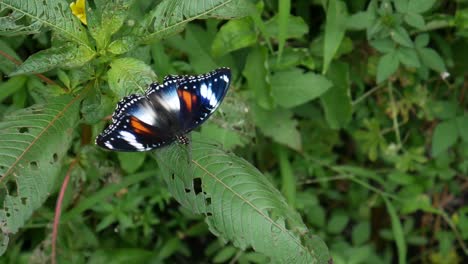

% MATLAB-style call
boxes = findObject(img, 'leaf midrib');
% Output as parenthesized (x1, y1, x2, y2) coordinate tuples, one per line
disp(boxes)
(191, 158, 315, 261)
(0, 2, 92, 51)
(143, 0, 234, 41)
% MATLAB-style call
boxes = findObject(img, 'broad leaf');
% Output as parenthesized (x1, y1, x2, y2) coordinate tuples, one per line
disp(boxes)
(211, 17, 257, 58)
(0, 95, 82, 255)
(10, 43, 96, 76)
(138, 0, 251, 43)
(271, 68, 332, 108)
(254, 106, 302, 151)
(107, 58, 157, 98)
(152, 140, 330, 263)
(243, 46, 274, 109)
(431, 119, 459, 157)
(377, 51, 399, 83)
(0, 0, 90, 47)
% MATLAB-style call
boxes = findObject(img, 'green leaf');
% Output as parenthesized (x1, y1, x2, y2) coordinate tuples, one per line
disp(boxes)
(213, 246, 237, 263)
(397, 47, 421, 68)
(277, 146, 296, 206)
(391, 27, 413, 48)
(243, 46, 274, 109)
(401, 194, 434, 214)
(265, 15, 309, 40)
(383, 196, 407, 264)
(0, 40, 21, 74)
(327, 211, 349, 234)
(376, 51, 399, 83)
(0, 76, 28, 102)
(456, 116, 468, 142)
(429, 100, 458, 120)
(199, 123, 248, 150)
(418, 47, 447, 72)
(431, 119, 459, 157)
(277, 0, 291, 61)
(320, 62, 352, 129)
(0, 94, 82, 255)
(152, 141, 330, 263)
(370, 38, 395, 53)
(107, 58, 157, 98)
(393, 0, 408, 13)
(352, 222, 370, 245)
(211, 17, 256, 58)
(107, 36, 137, 55)
(408, 0, 436, 14)
(139, 0, 251, 43)
(346, 11, 375, 30)
(0, 0, 89, 47)
(271, 68, 332, 108)
(254, 106, 302, 151)
(323, 0, 348, 74)
(404, 13, 426, 30)
(117, 153, 146, 174)
(414, 34, 429, 48)
(10, 43, 95, 76)
(88, 0, 132, 50)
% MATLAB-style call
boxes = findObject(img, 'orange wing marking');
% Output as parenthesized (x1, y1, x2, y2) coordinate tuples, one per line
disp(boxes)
(130, 116, 154, 135)
(178, 90, 193, 112)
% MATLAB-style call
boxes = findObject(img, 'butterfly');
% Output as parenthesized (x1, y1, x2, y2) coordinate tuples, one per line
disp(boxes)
(96, 67, 231, 151)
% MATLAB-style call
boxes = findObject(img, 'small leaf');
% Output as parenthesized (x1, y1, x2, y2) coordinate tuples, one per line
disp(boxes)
(429, 100, 458, 120)
(213, 246, 237, 263)
(456, 116, 468, 142)
(0, 76, 28, 102)
(271, 68, 332, 108)
(254, 106, 302, 151)
(408, 0, 436, 14)
(117, 153, 146, 174)
(107, 58, 157, 98)
(383, 196, 407, 264)
(418, 47, 447, 72)
(10, 43, 95, 76)
(323, 0, 348, 73)
(391, 27, 413, 48)
(265, 15, 309, 40)
(414, 34, 429, 48)
(397, 47, 421, 68)
(211, 17, 257, 57)
(431, 119, 459, 157)
(393, 0, 408, 13)
(277, 0, 291, 61)
(370, 38, 395, 53)
(404, 13, 426, 30)
(108, 36, 137, 55)
(243, 46, 274, 109)
(346, 11, 375, 30)
(327, 211, 349, 234)
(352, 222, 371, 245)
(377, 51, 399, 83)
(320, 62, 352, 129)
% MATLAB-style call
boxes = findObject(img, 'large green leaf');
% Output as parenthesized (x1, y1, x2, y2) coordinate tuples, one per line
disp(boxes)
(107, 57, 157, 98)
(10, 43, 96, 76)
(0, 0, 90, 47)
(0, 94, 82, 255)
(152, 140, 330, 263)
(138, 0, 252, 43)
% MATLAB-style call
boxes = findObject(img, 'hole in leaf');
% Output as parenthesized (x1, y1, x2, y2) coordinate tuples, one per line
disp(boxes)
(207, 212, 212, 216)
(30, 161, 38, 170)
(193, 178, 202, 195)
(18, 127, 29, 133)
(21, 197, 27, 205)
(184, 188, 191, 193)
(53, 153, 58, 163)
(6, 180, 17, 196)
(205, 197, 211, 206)
(171, 173, 175, 180)
(6, 212, 10, 218)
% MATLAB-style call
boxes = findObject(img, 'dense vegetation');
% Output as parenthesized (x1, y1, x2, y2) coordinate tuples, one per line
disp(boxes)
(0, 0, 467, 263)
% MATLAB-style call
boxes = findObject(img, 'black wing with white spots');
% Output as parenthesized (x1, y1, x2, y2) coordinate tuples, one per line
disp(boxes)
(95, 67, 231, 152)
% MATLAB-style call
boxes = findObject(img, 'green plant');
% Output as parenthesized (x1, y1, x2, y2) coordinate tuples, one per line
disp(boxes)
(0, 0, 467, 263)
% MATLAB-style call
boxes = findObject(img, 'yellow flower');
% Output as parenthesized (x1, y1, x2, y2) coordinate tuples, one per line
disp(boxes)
(70, 0, 87, 25)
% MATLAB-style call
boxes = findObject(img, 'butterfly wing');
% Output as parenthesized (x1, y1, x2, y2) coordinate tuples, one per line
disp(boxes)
(175, 67, 231, 132)
(96, 83, 180, 151)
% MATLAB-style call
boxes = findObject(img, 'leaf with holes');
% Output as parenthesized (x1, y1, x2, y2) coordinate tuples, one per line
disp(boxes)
(0, 0, 89, 47)
(0, 95, 81, 255)
(107, 58, 157, 98)
(138, 0, 251, 43)
(152, 140, 330, 263)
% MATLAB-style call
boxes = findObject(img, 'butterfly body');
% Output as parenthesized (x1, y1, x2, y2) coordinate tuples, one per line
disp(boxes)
(96, 67, 231, 151)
